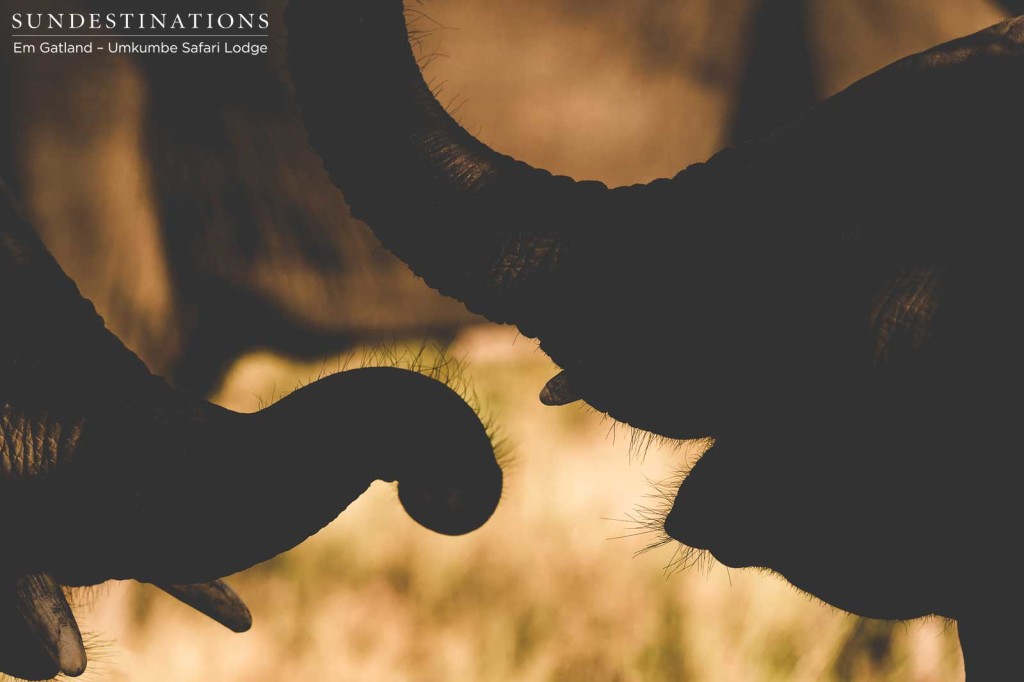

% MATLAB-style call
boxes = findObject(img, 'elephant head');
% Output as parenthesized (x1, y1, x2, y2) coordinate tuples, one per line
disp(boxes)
(0, 181, 502, 679)
(286, 2, 1023, 676)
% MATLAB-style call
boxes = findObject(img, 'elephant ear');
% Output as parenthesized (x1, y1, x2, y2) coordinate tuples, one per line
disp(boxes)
(0, 181, 158, 404)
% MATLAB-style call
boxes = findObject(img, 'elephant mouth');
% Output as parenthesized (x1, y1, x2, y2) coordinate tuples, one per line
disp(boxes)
(661, 453, 942, 622)
(662, 485, 760, 571)
(659, 443, 770, 572)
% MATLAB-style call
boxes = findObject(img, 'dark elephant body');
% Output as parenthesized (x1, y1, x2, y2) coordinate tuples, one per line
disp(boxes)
(3, 0, 1019, 677)
(286, 2, 1023, 677)
(0, 177, 502, 678)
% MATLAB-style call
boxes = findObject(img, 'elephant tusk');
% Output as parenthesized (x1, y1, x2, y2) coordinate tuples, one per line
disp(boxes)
(540, 371, 582, 406)
(155, 580, 253, 633)
(12, 573, 87, 677)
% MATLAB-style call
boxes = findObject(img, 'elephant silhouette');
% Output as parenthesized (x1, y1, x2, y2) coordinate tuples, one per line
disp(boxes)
(287, 2, 1024, 677)
(0, 182, 502, 679)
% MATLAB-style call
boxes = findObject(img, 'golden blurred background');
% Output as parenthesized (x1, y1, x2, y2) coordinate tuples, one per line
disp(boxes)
(4, 0, 1013, 679)
(74, 333, 962, 681)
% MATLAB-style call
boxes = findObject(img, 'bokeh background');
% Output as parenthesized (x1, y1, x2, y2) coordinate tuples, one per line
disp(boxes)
(4, 0, 1013, 679)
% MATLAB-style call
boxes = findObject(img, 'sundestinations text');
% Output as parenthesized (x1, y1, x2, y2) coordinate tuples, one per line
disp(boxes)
(11, 13, 270, 31)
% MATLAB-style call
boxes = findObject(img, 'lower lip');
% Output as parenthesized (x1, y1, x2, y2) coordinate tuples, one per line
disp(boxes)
(707, 545, 758, 570)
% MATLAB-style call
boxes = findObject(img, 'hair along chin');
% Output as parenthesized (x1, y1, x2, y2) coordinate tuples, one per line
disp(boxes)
(581, 410, 715, 572)
(569, 396, 711, 464)
(610, 456, 717, 577)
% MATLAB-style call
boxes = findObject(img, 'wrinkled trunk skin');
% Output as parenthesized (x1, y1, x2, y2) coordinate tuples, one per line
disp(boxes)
(287, 2, 1024, 672)
(0, 383, 231, 584)
(0, 407, 83, 483)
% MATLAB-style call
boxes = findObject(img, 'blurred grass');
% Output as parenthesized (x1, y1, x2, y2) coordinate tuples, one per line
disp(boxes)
(76, 325, 962, 681)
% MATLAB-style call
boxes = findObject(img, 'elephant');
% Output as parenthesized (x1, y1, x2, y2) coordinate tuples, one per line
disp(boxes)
(285, 1, 1023, 678)
(2, 0, 1002, 398)
(0, 180, 503, 679)
(1, 0, 479, 396)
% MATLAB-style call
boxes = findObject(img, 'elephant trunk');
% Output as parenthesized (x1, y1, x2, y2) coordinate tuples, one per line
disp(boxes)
(0, 408, 84, 484)
(1, 181, 502, 587)
(285, 0, 692, 339)
(3, 367, 501, 588)
(284, 3, 1024, 440)
(284, 0, 758, 437)
(2, 63, 503, 674)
